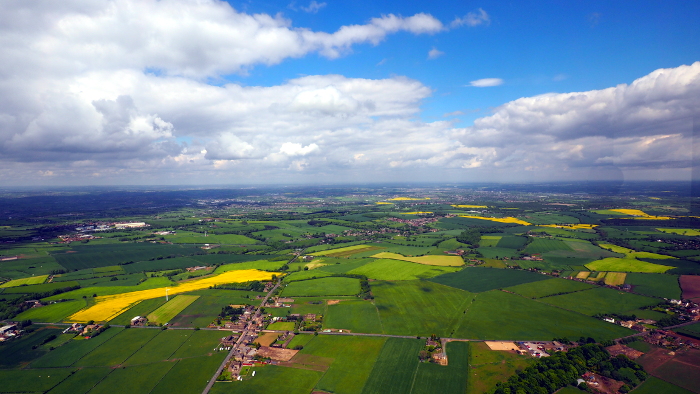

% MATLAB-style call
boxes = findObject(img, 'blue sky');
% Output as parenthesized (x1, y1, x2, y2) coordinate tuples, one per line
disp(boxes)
(1, 0, 699, 185)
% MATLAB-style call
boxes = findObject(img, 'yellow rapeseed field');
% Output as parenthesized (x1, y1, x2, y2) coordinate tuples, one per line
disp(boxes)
(609, 209, 672, 220)
(459, 215, 532, 226)
(375, 202, 394, 204)
(538, 224, 598, 230)
(67, 269, 275, 322)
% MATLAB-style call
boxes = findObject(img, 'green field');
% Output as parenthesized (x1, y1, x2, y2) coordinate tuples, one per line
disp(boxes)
(625, 273, 682, 299)
(211, 365, 322, 394)
(299, 335, 386, 394)
(0, 327, 64, 368)
(282, 277, 361, 297)
(429, 267, 549, 293)
(31, 327, 124, 368)
(51, 243, 200, 271)
(317, 259, 373, 274)
(283, 269, 334, 282)
(467, 341, 533, 394)
(14, 299, 87, 322)
(0, 275, 47, 287)
(585, 257, 674, 273)
(170, 329, 225, 358)
(480, 236, 501, 247)
(74, 327, 160, 366)
(286, 333, 316, 349)
(524, 239, 572, 254)
(267, 321, 296, 331)
(411, 341, 470, 394)
(124, 329, 193, 365)
(324, 300, 384, 333)
(504, 277, 594, 299)
(539, 287, 660, 316)
(88, 361, 176, 394)
(1, 281, 79, 293)
(496, 236, 528, 249)
(147, 294, 200, 323)
(361, 337, 424, 394)
(372, 280, 471, 337)
(630, 376, 695, 394)
(150, 353, 227, 394)
(453, 290, 634, 341)
(347, 258, 459, 281)
(656, 228, 700, 236)
(0, 369, 73, 393)
(46, 367, 113, 394)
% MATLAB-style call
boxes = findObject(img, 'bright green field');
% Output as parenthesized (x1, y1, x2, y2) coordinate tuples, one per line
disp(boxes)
(347, 258, 459, 281)
(504, 277, 594, 299)
(301, 335, 387, 394)
(467, 341, 533, 394)
(324, 300, 384, 333)
(282, 277, 361, 297)
(124, 329, 193, 365)
(147, 295, 200, 323)
(267, 321, 295, 331)
(524, 239, 572, 254)
(0, 275, 48, 287)
(210, 365, 323, 394)
(454, 290, 634, 341)
(14, 299, 87, 322)
(411, 341, 470, 394)
(286, 333, 315, 349)
(585, 257, 674, 273)
(109, 297, 169, 325)
(656, 228, 700, 236)
(480, 236, 501, 247)
(74, 327, 160, 367)
(361, 337, 424, 394)
(630, 377, 695, 394)
(170, 329, 225, 358)
(372, 280, 471, 337)
(166, 232, 259, 244)
(429, 267, 549, 293)
(1, 281, 80, 293)
(539, 287, 660, 316)
(625, 273, 682, 299)
(283, 269, 334, 282)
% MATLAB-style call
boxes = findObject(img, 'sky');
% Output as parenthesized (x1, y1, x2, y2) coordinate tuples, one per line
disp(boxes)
(1, 0, 700, 186)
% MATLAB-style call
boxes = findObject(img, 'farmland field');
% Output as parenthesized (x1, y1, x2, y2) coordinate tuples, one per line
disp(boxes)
(0, 369, 73, 393)
(496, 236, 528, 249)
(372, 280, 471, 337)
(324, 300, 384, 333)
(299, 335, 386, 394)
(361, 338, 424, 394)
(523, 239, 572, 254)
(629, 376, 694, 394)
(211, 365, 322, 394)
(74, 327, 160, 366)
(467, 341, 533, 394)
(109, 297, 169, 325)
(67, 269, 274, 322)
(370, 252, 464, 266)
(124, 329, 193, 365)
(147, 294, 200, 323)
(604, 272, 627, 286)
(0, 275, 47, 287)
(680, 275, 700, 300)
(283, 269, 334, 282)
(429, 267, 549, 293)
(411, 341, 470, 394)
(480, 236, 501, 247)
(150, 353, 227, 394)
(51, 243, 200, 271)
(88, 361, 176, 394)
(282, 277, 360, 297)
(585, 257, 674, 273)
(454, 290, 633, 341)
(657, 228, 700, 236)
(347, 258, 459, 280)
(0, 327, 64, 368)
(170, 329, 226, 358)
(168, 294, 252, 328)
(14, 299, 86, 322)
(626, 273, 682, 299)
(504, 277, 594, 299)
(31, 327, 124, 368)
(313, 244, 385, 257)
(46, 367, 113, 394)
(539, 287, 660, 316)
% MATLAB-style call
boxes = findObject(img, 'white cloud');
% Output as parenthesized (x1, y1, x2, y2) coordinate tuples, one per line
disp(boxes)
(280, 142, 319, 156)
(468, 78, 504, 87)
(301, 1, 326, 13)
(451, 8, 491, 28)
(428, 47, 444, 60)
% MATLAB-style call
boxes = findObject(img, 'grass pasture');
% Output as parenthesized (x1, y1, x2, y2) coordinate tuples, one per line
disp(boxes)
(0, 275, 47, 287)
(630, 376, 694, 394)
(282, 277, 361, 297)
(656, 228, 700, 236)
(0, 369, 73, 393)
(429, 267, 549, 293)
(150, 353, 227, 394)
(3, 279, 79, 293)
(411, 341, 470, 394)
(46, 367, 113, 394)
(14, 299, 87, 323)
(467, 341, 533, 394)
(524, 238, 572, 254)
(480, 236, 501, 247)
(147, 295, 200, 324)
(539, 287, 660, 316)
(51, 243, 199, 271)
(0, 327, 64, 368)
(87, 361, 176, 394)
(347, 258, 459, 281)
(370, 252, 464, 266)
(313, 244, 385, 257)
(124, 329, 193, 365)
(496, 236, 528, 249)
(504, 277, 594, 299)
(283, 269, 334, 282)
(267, 321, 295, 331)
(211, 365, 322, 394)
(170, 329, 226, 358)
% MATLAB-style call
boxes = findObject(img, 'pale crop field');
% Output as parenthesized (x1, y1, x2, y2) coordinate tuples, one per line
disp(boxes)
(459, 215, 532, 226)
(657, 228, 700, 236)
(0, 275, 48, 288)
(604, 272, 627, 286)
(67, 269, 274, 322)
(147, 295, 200, 324)
(370, 252, 464, 267)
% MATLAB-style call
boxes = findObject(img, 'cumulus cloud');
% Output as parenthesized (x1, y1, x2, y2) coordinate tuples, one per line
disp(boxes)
(301, 1, 326, 13)
(468, 78, 504, 87)
(451, 8, 491, 28)
(280, 142, 319, 156)
(427, 47, 444, 59)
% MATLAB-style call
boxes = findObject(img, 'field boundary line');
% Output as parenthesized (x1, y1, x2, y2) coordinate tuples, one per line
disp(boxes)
(407, 358, 421, 394)
(372, 301, 385, 333)
(146, 359, 178, 394)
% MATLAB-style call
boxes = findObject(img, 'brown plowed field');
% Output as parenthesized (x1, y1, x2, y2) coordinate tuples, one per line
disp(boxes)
(680, 275, 700, 300)
(638, 347, 700, 393)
